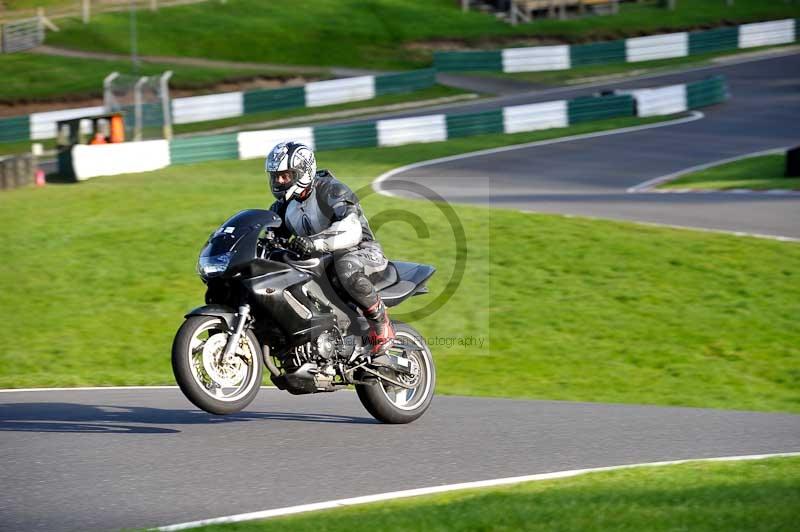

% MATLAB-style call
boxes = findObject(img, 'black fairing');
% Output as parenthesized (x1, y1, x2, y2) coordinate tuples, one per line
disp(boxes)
(200, 209, 281, 276)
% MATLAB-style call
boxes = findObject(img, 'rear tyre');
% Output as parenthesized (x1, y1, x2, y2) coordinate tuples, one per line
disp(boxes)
(172, 315, 263, 415)
(356, 322, 436, 424)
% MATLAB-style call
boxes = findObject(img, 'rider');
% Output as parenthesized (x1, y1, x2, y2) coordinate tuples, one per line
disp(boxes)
(265, 141, 395, 355)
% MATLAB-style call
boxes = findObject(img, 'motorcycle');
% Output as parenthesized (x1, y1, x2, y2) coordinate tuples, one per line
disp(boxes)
(171, 209, 437, 424)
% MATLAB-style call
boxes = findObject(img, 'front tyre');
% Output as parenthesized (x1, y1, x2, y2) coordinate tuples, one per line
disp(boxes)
(172, 315, 263, 415)
(356, 322, 436, 424)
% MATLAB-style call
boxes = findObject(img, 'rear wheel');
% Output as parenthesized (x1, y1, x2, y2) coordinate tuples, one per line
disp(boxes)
(356, 322, 436, 424)
(172, 315, 263, 415)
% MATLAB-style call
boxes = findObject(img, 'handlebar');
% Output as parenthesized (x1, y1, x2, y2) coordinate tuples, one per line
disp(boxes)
(258, 234, 312, 261)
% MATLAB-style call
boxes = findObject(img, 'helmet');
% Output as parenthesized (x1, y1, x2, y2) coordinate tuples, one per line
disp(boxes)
(265, 141, 317, 201)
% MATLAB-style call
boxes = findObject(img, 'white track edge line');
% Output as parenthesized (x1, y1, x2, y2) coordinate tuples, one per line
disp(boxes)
(155, 451, 800, 531)
(0, 386, 180, 393)
(628, 146, 791, 192)
(0, 385, 280, 393)
(372, 111, 704, 197)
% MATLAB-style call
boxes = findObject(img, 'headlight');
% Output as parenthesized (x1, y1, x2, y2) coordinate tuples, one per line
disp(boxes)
(197, 252, 232, 278)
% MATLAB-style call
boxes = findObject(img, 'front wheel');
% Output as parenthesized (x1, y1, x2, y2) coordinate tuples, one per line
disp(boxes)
(356, 322, 436, 424)
(172, 315, 263, 415)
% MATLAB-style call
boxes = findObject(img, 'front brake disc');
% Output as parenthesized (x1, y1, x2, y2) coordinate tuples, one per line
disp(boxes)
(202, 333, 246, 387)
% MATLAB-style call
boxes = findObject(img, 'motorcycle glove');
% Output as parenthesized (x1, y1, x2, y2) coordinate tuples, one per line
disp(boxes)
(289, 236, 316, 258)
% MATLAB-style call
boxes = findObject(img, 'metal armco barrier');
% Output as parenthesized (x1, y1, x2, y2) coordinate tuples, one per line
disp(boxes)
(0, 154, 36, 190)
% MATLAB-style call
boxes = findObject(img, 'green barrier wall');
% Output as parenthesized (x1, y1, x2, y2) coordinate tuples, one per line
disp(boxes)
(313, 123, 378, 151)
(446, 109, 504, 138)
(688, 27, 739, 55)
(686, 75, 729, 109)
(568, 94, 635, 124)
(243, 86, 306, 114)
(433, 50, 503, 72)
(375, 69, 437, 96)
(0, 115, 29, 143)
(570, 40, 627, 67)
(169, 134, 239, 164)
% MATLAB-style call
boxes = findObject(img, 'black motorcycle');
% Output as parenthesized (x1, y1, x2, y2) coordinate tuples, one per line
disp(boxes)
(171, 209, 437, 424)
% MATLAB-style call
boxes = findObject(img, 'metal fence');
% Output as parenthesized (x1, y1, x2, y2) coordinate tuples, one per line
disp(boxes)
(0, 17, 43, 53)
(0, 0, 223, 25)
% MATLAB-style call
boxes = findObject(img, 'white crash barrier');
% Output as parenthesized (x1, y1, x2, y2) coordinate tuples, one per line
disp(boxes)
(623, 84, 688, 117)
(502, 45, 571, 73)
(71, 140, 171, 180)
(171, 91, 244, 125)
(376, 114, 447, 147)
(626, 32, 689, 62)
(738, 19, 796, 49)
(304, 76, 376, 107)
(237, 127, 316, 160)
(503, 100, 568, 134)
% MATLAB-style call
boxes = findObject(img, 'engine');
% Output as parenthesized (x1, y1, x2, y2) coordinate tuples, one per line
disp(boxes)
(276, 327, 350, 395)
(290, 328, 345, 365)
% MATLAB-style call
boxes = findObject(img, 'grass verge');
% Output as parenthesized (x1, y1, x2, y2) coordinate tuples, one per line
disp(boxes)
(1, 114, 799, 413)
(0, 52, 322, 105)
(196, 457, 800, 532)
(42, 0, 800, 70)
(660, 153, 800, 191)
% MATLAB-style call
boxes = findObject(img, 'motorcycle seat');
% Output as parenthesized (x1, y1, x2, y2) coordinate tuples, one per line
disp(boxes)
(371, 262, 398, 291)
(378, 261, 436, 307)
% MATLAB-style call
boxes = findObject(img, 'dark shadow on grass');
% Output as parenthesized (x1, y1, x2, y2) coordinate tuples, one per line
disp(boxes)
(0, 402, 377, 434)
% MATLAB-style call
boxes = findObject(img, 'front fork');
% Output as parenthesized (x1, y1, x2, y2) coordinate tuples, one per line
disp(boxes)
(217, 304, 251, 365)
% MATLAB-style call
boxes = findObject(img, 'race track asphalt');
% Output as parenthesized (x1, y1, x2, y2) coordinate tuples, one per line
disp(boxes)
(1, 388, 799, 531)
(377, 52, 800, 239)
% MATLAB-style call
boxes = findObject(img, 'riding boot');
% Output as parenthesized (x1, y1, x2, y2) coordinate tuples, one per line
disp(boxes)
(364, 298, 395, 355)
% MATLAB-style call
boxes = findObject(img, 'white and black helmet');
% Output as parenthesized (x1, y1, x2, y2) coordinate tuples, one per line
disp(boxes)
(265, 141, 317, 200)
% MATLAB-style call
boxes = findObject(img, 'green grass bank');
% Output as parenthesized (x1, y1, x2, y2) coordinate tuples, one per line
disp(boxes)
(0, 52, 322, 105)
(660, 153, 800, 191)
(43, 0, 800, 70)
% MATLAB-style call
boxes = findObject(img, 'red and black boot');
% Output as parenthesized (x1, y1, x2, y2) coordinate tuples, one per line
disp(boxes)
(364, 299, 395, 355)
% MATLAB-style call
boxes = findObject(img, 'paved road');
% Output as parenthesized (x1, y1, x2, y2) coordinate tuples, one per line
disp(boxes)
(1, 388, 798, 531)
(379, 52, 800, 239)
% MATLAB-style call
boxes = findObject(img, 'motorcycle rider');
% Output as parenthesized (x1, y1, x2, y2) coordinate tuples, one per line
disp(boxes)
(265, 141, 395, 355)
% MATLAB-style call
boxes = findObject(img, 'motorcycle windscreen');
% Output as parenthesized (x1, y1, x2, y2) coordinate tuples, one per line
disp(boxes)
(201, 209, 282, 257)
